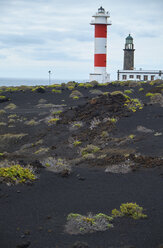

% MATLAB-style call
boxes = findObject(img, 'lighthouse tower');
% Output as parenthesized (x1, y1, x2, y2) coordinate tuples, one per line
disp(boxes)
(89, 6, 111, 84)
(123, 34, 135, 70)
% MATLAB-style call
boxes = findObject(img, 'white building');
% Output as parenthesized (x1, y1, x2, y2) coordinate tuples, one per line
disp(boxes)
(117, 69, 163, 81)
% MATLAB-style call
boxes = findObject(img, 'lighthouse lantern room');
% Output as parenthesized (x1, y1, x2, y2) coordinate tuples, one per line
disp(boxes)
(89, 6, 111, 84)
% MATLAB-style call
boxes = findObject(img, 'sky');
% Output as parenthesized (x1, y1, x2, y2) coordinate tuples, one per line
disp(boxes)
(0, 0, 163, 81)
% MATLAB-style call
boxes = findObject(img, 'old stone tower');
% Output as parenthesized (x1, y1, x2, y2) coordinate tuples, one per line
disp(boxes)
(123, 34, 135, 70)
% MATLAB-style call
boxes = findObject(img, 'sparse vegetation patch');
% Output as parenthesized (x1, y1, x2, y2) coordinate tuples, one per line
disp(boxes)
(0, 164, 36, 184)
(65, 212, 113, 234)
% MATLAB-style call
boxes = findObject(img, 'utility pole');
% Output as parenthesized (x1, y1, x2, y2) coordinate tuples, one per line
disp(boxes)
(48, 70, 51, 85)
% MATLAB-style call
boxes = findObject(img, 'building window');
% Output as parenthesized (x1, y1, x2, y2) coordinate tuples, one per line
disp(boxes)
(151, 75, 155, 81)
(144, 75, 148, 81)
(136, 75, 141, 80)
(129, 75, 134, 79)
(122, 75, 127, 80)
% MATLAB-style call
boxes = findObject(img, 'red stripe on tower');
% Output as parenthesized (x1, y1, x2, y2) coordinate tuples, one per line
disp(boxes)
(94, 54, 106, 67)
(95, 24, 107, 38)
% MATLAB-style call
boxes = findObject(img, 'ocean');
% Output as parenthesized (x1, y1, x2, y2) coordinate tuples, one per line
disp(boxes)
(0, 78, 87, 87)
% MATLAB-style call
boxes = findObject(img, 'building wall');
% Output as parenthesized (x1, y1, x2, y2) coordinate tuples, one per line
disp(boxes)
(117, 70, 163, 81)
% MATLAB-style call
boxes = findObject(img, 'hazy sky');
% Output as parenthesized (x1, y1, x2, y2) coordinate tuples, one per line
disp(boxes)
(0, 0, 163, 80)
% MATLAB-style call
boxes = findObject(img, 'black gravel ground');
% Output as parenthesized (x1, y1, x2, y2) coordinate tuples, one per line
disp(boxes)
(0, 167, 163, 248)
(0, 83, 163, 248)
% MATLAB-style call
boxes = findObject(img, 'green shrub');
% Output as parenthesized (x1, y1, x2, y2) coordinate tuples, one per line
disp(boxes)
(0, 164, 36, 184)
(146, 92, 154, 97)
(128, 134, 135, 139)
(67, 86, 75, 90)
(73, 96, 79, 100)
(70, 90, 83, 98)
(73, 140, 82, 146)
(85, 83, 93, 88)
(112, 202, 147, 219)
(124, 98, 143, 112)
(103, 92, 109, 96)
(25, 119, 39, 126)
(124, 89, 133, 94)
(78, 83, 85, 87)
(49, 84, 61, 88)
(109, 118, 117, 124)
(32, 86, 45, 92)
(67, 81, 77, 87)
(139, 87, 144, 92)
(52, 89, 62, 93)
(48, 118, 59, 124)
(111, 91, 128, 98)
(81, 144, 100, 157)
(0, 95, 6, 99)
(52, 110, 62, 115)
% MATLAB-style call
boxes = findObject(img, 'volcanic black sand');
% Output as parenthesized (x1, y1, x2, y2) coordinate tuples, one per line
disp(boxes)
(0, 81, 163, 248)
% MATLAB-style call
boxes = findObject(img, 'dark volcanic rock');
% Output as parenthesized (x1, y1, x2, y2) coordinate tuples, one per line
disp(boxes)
(71, 241, 89, 248)
(16, 241, 31, 248)
(61, 93, 128, 124)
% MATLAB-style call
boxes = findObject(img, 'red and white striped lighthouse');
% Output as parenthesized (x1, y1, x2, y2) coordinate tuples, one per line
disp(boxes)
(89, 6, 111, 83)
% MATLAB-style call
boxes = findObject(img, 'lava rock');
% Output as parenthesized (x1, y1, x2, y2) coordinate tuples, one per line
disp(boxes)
(71, 241, 89, 248)
(16, 241, 31, 248)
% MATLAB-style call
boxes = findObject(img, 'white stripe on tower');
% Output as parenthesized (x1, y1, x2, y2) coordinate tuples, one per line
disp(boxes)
(94, 38, 107, 54)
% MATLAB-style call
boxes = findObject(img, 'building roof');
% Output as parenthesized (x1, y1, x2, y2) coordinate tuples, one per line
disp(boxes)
(126, 34, 133, 40)
(98, 6, 105, 13)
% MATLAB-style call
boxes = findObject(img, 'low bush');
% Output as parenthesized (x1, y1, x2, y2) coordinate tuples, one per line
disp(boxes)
(65, 212, 113, 234)
(0, 110, 6, 115)
(25, 119, 39, 126)
(81, 144, 100, 158)
(112, 202, 147, 219)
(128, 134, 135, 139)
(48, 118, 59, 124)
(32, 86, 45, 93)
(73, 96, 79, 100)
(52, 89, 62, 93)
(34, 147, 49, 155)
(0, 95, 6, 100)
(70, 90, 83, 98)
(73, 140, 82, 146)
(124, 98, 143, 112)
(52, 110, 62, 115)
(41, 157, 71, 174)
(4, 103, 17, 110)
(108, 118, 117, 124)
(124, 89, 133, 94)
(90, 117, 101, 130)
(0, 133, 27, 142)
(0, 164, 36, 184)
(90, 89, 103, 95)
(0, 122, 6, 126)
